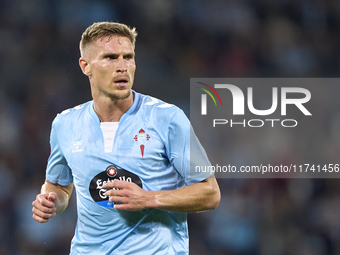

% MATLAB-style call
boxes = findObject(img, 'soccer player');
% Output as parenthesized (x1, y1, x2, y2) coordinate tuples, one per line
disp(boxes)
(32, 22, 220, 255)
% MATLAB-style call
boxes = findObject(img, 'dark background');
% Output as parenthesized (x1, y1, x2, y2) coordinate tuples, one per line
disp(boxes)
(1, 0, 340, 254)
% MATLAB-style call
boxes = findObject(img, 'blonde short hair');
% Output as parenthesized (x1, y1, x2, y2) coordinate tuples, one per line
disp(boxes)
(80, 21, 137, 56)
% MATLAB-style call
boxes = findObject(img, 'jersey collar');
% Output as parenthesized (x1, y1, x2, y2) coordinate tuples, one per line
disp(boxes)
(88, 90, 140, 125)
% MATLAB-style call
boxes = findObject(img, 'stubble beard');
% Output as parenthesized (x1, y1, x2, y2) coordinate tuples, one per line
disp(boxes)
(104, 89, 131, 101)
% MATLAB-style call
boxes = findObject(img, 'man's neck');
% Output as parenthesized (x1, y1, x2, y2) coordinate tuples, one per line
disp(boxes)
(93, 93, 134, 122)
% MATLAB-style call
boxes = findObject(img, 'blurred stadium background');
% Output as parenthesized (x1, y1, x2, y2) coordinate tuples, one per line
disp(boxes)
(1, 0, 340, 254)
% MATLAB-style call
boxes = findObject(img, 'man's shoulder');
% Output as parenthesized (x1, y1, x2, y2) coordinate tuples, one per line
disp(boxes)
(137, 93, 182, 117)
(52, 101, 92, 126)
(135, 93, 189, 134)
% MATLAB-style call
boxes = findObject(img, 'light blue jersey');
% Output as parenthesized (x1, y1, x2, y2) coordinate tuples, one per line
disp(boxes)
(46, 91, 212, 255)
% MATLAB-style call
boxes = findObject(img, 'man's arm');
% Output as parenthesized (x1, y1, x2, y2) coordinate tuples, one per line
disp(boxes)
(32, 180, 73, 223)
(103, 176, 220, 212)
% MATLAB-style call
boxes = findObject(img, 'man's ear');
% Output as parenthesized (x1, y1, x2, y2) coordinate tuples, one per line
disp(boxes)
(79, 57, 91, 76)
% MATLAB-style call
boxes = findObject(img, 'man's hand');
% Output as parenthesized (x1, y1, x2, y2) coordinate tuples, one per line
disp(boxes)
(104, 180, 154, 211)
(32, 192, 58, 223)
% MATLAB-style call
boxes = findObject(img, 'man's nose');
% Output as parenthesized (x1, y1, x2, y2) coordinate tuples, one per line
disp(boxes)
(116, 57, 127, 73)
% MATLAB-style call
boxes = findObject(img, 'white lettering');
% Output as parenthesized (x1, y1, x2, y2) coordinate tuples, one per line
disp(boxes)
(96, 179, 103, 189)
(99, 189, 107, 199)
(230, 119, 246, 127)
(213, 119, 228, 127)
(213, 119, 299, 127)
(214, 84, 245, 115)
(281, 119, 298, 127)
(281, 88, 312, 115)
(247, 119, 264, 127)
(248, 87, 278, 115)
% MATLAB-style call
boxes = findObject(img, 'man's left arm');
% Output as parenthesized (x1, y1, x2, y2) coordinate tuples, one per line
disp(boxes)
(103, 176, 220, 212)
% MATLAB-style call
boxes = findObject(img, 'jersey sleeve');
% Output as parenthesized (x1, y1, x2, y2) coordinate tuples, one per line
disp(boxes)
(45, 117, 73, 186)
(167, 109, 213, 186)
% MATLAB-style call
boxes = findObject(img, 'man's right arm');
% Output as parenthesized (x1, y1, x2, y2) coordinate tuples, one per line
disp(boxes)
(32, 180, 73, 223)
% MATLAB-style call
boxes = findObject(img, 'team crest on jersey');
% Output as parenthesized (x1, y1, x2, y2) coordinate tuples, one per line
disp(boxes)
(133, 129, 150, 158)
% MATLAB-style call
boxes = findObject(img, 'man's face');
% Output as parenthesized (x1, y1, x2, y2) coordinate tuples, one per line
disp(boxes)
(81, 36, 136, 101)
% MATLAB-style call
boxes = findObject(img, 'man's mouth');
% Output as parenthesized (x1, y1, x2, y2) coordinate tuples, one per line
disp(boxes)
(114, 78, 129, 86)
